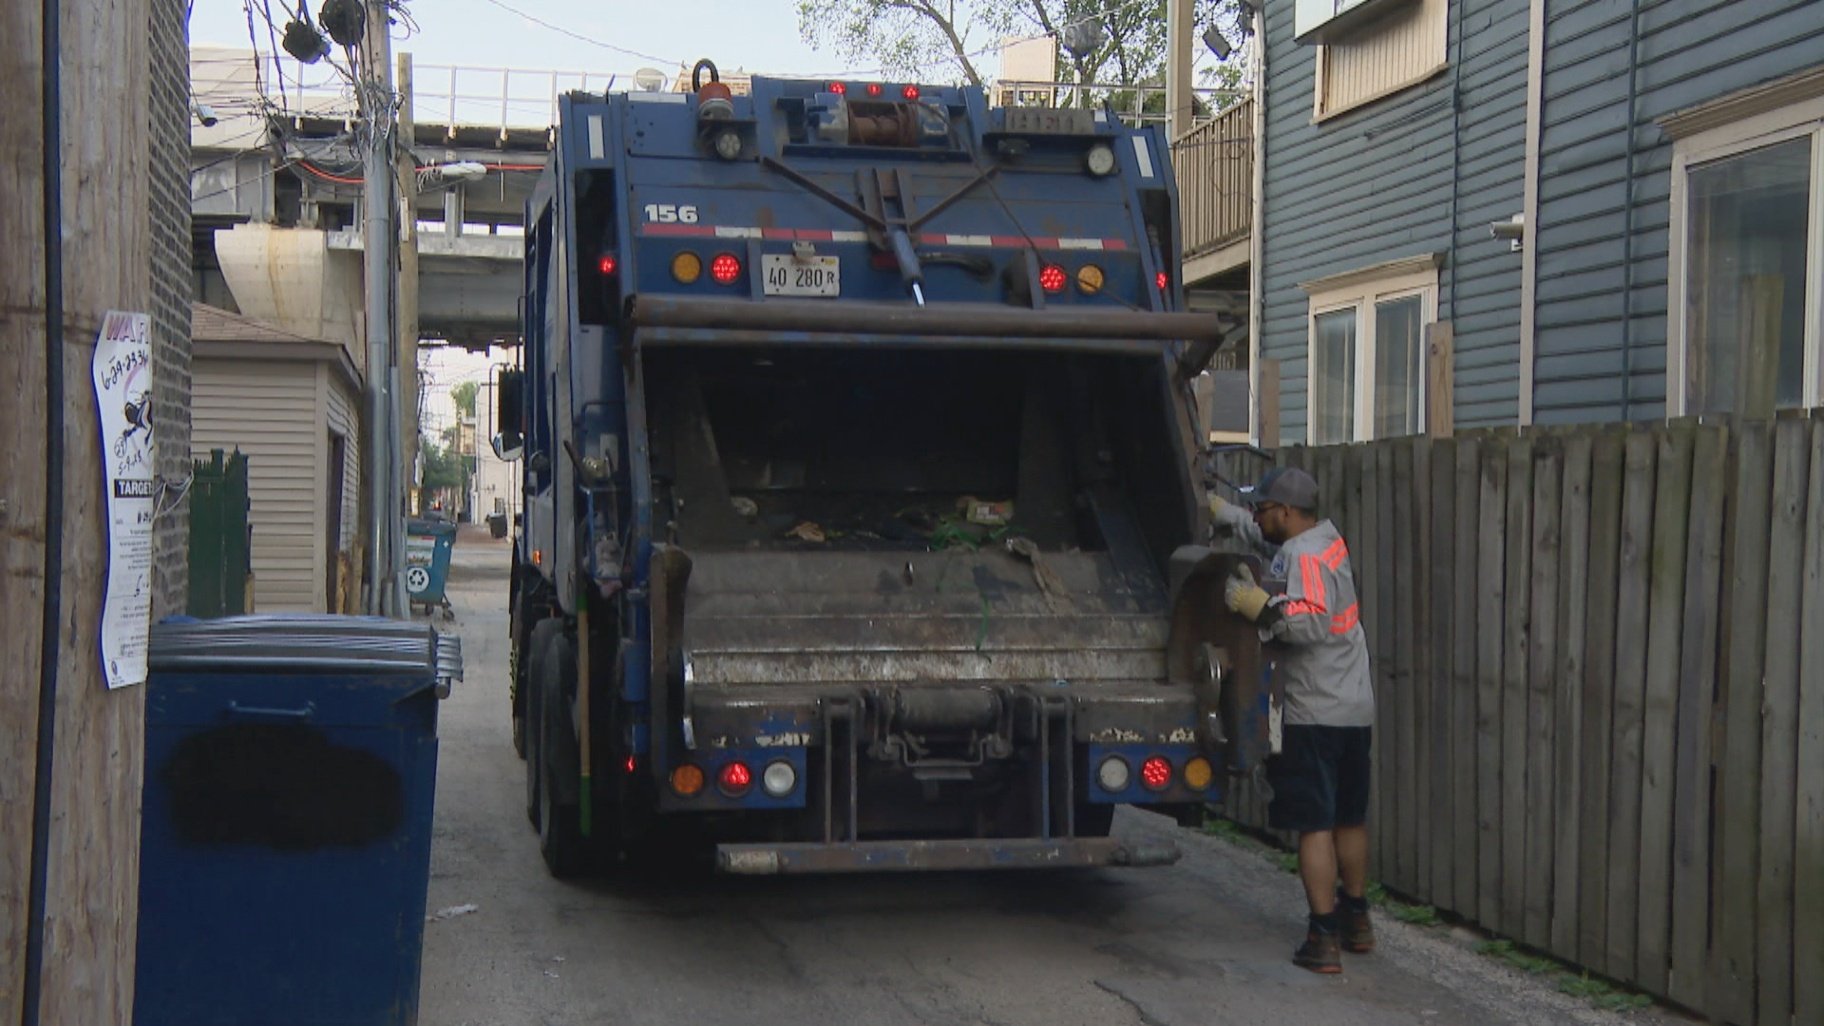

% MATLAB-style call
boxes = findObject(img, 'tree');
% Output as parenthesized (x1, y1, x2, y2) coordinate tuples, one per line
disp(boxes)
(451, 380, 478, 418)
(420, 433, 468, 494)
(796, 0, 1248, 99)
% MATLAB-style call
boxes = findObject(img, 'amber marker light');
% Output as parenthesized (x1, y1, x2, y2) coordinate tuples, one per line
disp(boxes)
(1076, 265, 1105, 295)
(671, 764, 706, 797)
(1183, 756, 1214, 791)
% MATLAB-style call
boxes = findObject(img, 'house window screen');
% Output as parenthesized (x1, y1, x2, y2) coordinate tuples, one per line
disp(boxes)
(1373, 295, 1423, 437)
(1685, 137, 1812, 414)
(1312, 309, 1358, 445)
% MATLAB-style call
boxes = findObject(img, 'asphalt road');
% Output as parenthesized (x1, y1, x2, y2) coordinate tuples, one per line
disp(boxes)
(416, 526, 1690, 1026)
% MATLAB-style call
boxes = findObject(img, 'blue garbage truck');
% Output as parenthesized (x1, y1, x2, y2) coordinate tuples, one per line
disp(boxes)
(497, 60, 1265, 876)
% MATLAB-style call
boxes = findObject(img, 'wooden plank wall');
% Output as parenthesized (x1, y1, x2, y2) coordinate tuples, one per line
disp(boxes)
(1213, 414, 1821, 1026)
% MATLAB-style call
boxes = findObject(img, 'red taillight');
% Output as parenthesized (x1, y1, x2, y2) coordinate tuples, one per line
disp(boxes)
(598, 253, 618, 276)
(719, 761, 753, 794)
(866, 82, 883, 98)
(827, 81, 847, 95)
(623, 754, 636, 774)
(709, 252, 742, 285)
(1140, 756, 1172, 791)
(1039, 264, 1067, 294)
(1156, 271, 1169, 291)
(902, 84, 920, 100)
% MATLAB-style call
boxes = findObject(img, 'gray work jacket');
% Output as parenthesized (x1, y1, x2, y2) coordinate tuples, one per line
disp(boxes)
(1214, 504, 1376, 728)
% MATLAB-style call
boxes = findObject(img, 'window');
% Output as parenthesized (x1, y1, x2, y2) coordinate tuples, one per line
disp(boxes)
(1311, 0, 1448, 121)
(1668, 88, 1824, 415)
(1301, 255, 1439, 444)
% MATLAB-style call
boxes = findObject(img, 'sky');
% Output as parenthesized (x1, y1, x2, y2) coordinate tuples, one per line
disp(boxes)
(188, 0, 1236, 91)
(189, 0, 942, 84)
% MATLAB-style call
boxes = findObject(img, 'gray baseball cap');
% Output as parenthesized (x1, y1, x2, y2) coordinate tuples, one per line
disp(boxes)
(1240, 466, 1319, 512)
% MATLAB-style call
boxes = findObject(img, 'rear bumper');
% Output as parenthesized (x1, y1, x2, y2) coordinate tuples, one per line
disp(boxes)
(715, 837, 1181, 875)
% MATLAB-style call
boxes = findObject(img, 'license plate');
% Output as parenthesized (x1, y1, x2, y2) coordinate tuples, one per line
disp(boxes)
(761, 254, 840, 297)
(1003, 107, 1096, 135)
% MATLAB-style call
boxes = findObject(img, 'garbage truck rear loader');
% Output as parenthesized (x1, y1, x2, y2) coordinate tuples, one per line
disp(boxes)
(499, 62, 1265, 876)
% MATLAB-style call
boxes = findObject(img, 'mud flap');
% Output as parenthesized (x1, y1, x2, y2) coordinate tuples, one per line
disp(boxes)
(1165, 545, 1275, 778)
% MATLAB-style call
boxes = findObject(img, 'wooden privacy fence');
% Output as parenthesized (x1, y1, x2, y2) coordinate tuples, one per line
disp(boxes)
(187, 448, 252, 618)
(1213, 415, 1822, 1026)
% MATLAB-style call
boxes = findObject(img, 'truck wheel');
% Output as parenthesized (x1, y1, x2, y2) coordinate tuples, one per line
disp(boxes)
(523, 617, 563, 830)
(537, 629, 588, 878)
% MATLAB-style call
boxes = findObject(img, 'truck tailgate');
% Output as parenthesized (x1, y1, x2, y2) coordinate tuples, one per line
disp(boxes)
(682, 549, 1168, 688)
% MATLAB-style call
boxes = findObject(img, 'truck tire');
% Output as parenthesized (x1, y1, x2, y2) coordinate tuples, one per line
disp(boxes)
(537, 629, 588, 878)
(523, 617, 563, 830)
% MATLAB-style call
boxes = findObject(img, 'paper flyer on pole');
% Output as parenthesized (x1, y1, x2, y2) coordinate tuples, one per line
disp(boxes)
(92, 310, 155, 689)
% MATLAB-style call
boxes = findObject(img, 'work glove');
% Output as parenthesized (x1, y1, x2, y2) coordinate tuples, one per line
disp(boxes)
(1207, 493, 1230, 519)
(1224, 564, 1271, 622)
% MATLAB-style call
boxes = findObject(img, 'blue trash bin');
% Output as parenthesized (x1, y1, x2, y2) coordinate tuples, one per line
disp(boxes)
(405, 519, 457, 614)
(135, 615, 460, 1026)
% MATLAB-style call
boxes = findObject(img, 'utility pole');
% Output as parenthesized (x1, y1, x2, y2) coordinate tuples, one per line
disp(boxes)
(1167, 0, 1194, 140)
(360, 0, 404, 615)
(396, 51, 421, 521)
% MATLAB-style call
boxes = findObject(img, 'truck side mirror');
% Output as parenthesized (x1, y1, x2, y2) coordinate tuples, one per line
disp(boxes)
(490, 431, 524, 462)
(496, 367, 523, 435)
(492, 366, 524, 461)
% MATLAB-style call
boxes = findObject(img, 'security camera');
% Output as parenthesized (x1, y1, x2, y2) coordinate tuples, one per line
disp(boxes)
(191, 100, 219, 127)
(1202, 26, 1234, 60)
(1490, 213, 1525, 251)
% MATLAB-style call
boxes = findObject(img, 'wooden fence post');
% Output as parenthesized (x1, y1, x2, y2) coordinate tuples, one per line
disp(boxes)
(1605, 430, 1657, 982)
(1500, 433, 1534, 936)
(1426, 322, 1454, 439)
(1793, 413, 1824, 1026)
(1551, 434, 1593, 958)
(1636, 422, 1696, 994)
(1670, 421, 1729, 1010)
(1524, 436, 1563, 949)
(1712, 419, 1774, 1025)
(1451, 435, 1482, 917)
(1258, 357, 1281, 449)
(1579, 429, 1627, 968)
(1475, 436, 1510, 928)
(1754, 416, 1809, 1026)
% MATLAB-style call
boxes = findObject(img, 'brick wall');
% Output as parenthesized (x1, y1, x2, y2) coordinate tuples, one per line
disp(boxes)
(149, 0, 192, 618)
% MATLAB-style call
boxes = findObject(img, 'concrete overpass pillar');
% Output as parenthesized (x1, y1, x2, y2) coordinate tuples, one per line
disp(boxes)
(213, 222, 365, 370)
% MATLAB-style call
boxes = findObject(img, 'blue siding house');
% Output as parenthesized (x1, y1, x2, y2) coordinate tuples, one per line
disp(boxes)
(1252, 0, 1824, 442)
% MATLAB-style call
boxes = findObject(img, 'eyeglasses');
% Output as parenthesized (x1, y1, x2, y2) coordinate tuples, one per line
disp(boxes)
(1252, 502, 1282, 516)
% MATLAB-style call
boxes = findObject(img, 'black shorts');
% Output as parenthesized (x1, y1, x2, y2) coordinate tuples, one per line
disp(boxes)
(1266, 724, 1372, 833)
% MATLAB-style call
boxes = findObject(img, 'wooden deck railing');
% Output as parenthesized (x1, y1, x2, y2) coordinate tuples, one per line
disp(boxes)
(1171, 100, 1253, 261)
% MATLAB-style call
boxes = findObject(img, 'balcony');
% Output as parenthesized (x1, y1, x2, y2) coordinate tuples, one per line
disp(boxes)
(1171, 99, 1253, 284)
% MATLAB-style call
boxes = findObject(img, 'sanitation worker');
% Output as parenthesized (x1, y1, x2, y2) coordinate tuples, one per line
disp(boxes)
(1209, 466, 1375, 973)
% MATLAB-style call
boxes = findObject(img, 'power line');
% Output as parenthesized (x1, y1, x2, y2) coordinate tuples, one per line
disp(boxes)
(473, 0, 680, 66)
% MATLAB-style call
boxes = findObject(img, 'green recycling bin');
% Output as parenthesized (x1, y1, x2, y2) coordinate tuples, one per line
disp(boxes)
(405, 519, 456, 614)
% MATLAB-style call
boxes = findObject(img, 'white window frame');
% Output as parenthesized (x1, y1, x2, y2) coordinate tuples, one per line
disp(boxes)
(1667, 93, 1824, 415)
(1301, 255, 1441, 444)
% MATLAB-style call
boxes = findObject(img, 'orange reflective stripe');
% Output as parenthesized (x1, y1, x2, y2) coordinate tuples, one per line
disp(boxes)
(1319, 538, 1349, 570)
(1285, 599, 1326, 616)
(1301, 553, 1328, 610)
(1331, 603, 1360, 634)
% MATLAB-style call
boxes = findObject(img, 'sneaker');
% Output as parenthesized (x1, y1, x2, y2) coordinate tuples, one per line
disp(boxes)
(1293, 927, 1343, 974)
(1339, 901, 1375, 954)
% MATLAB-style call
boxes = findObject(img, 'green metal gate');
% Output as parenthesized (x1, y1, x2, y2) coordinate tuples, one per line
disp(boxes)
(186, 449, 251, 617)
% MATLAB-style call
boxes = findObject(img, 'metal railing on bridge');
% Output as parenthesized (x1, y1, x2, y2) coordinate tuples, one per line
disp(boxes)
(245, 53, 639, 137)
